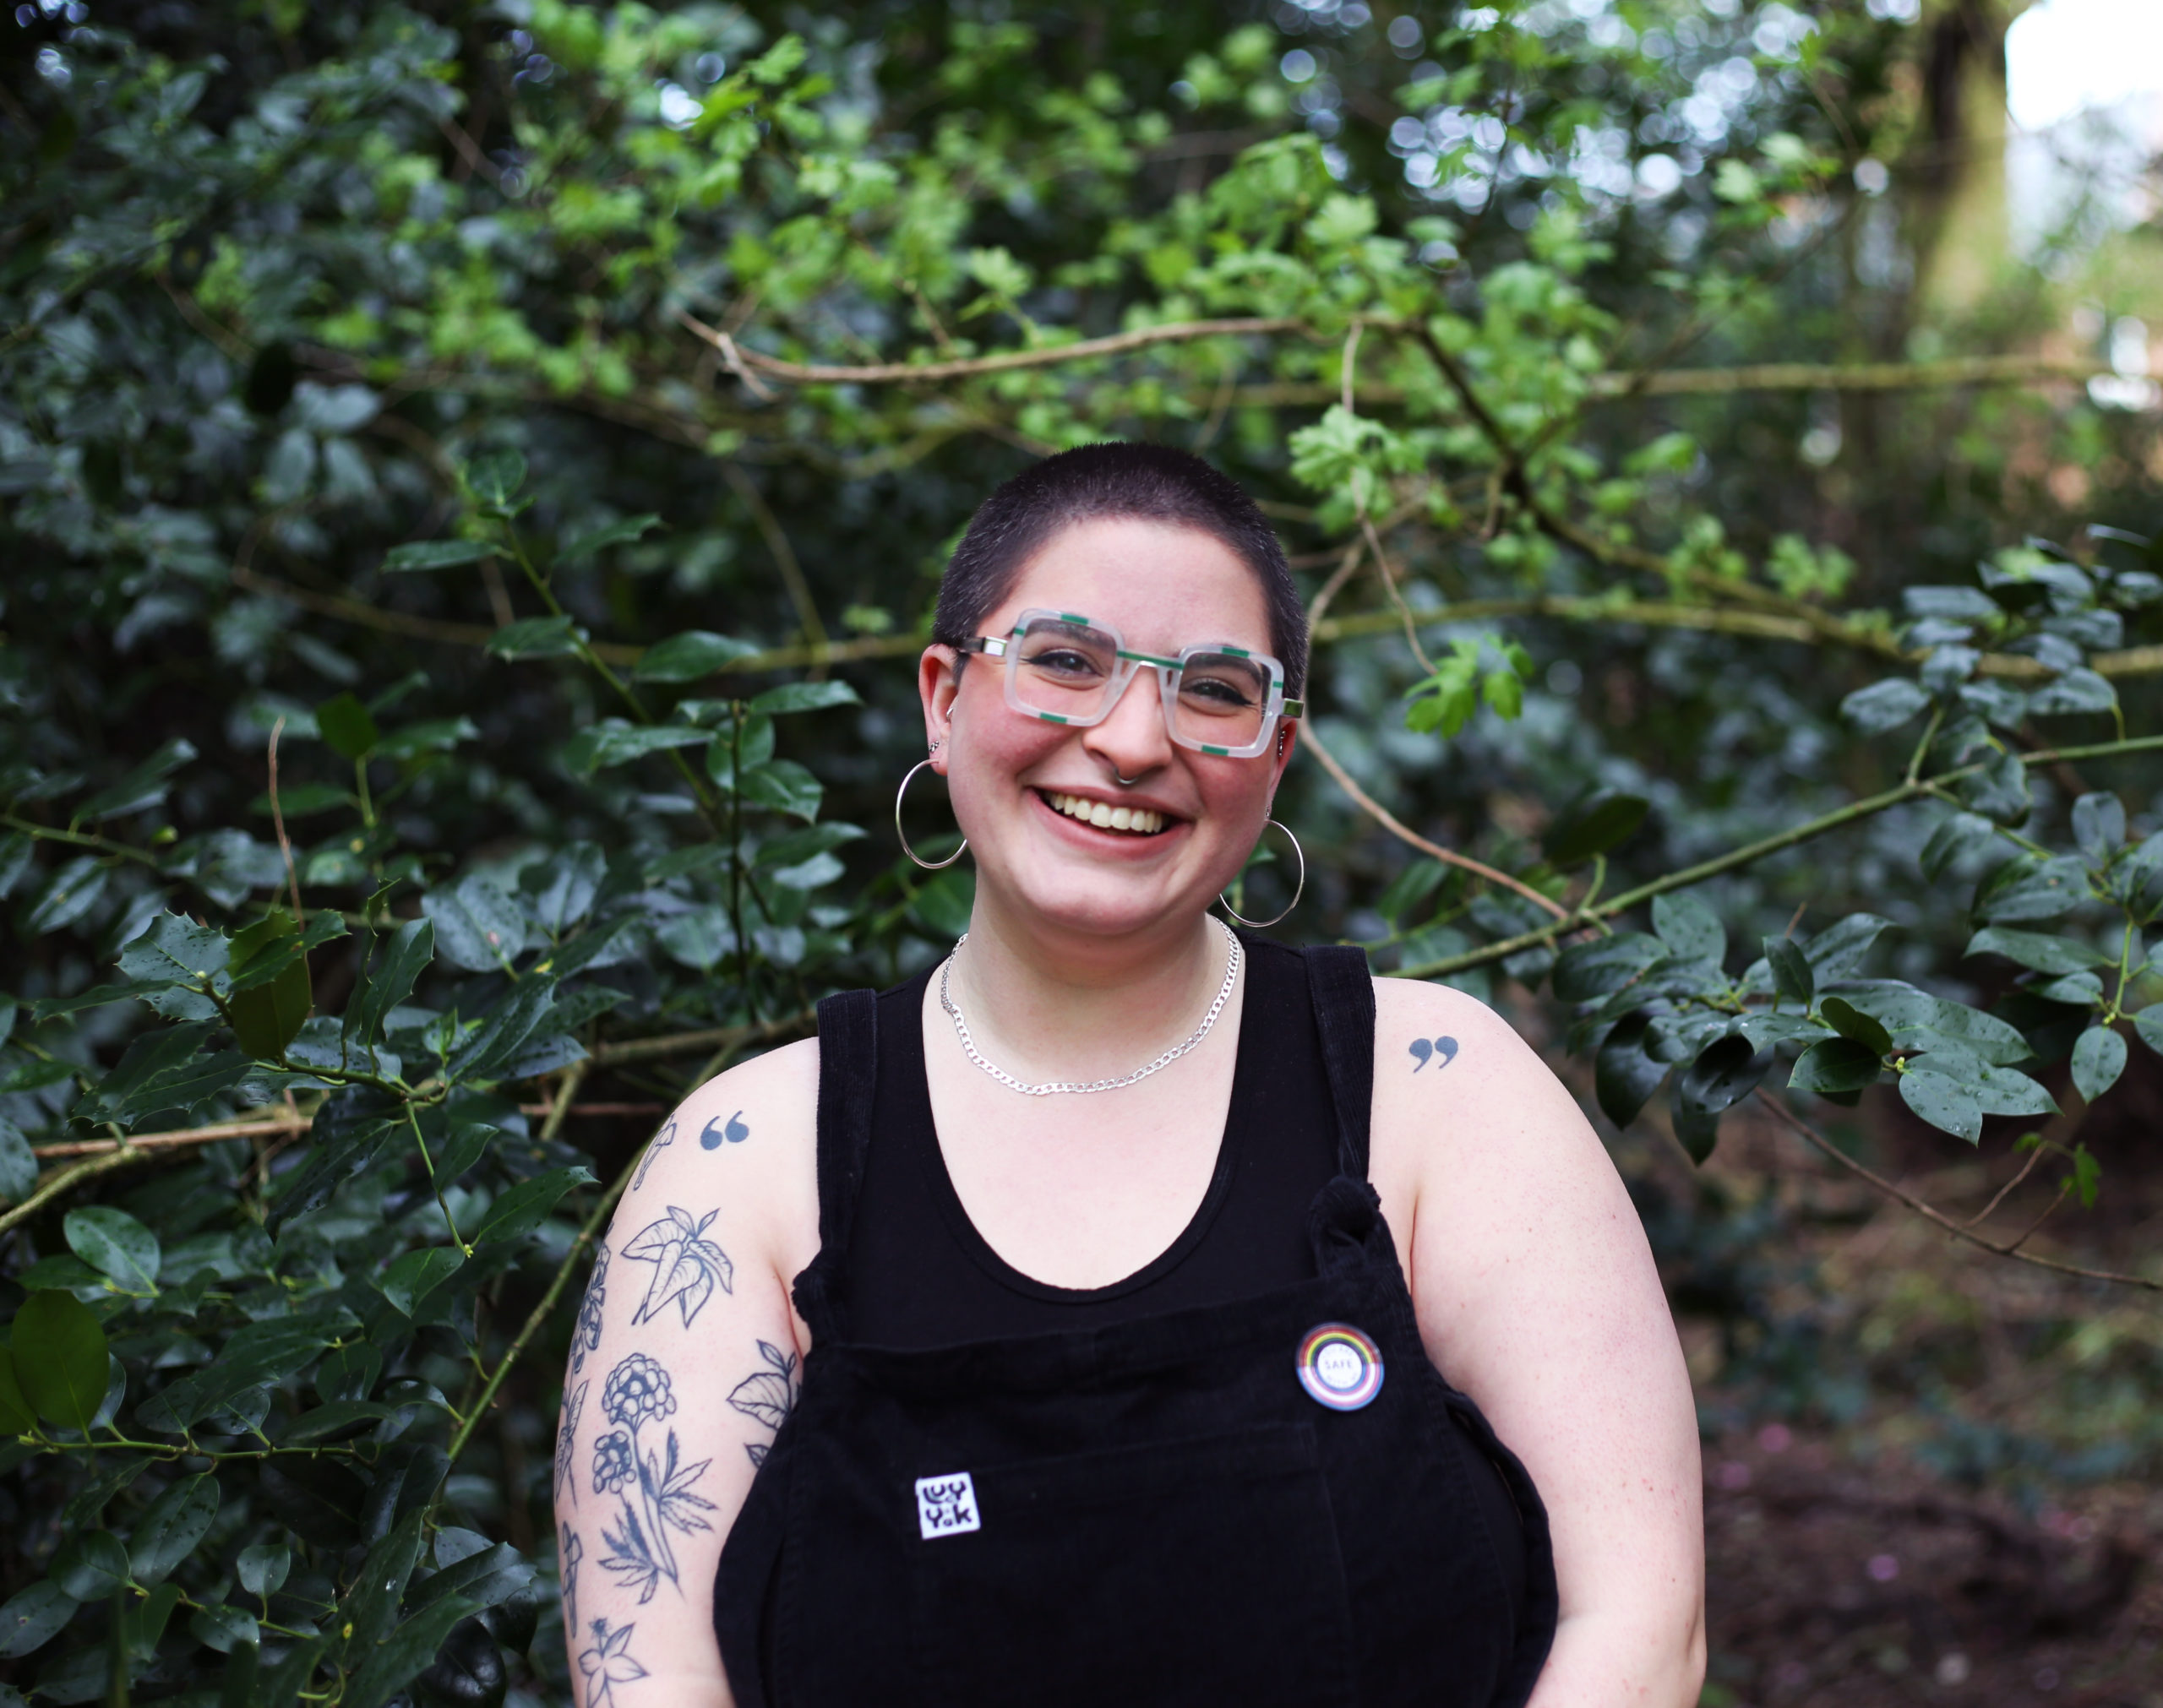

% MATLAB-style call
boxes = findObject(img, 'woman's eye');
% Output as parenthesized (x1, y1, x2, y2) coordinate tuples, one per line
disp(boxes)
(1027, 650, 1103, 677)
(1183, 677, 1255, 708)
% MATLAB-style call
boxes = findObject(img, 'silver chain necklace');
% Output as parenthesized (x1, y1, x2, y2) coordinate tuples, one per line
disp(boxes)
(939, 921, 1241, 1096)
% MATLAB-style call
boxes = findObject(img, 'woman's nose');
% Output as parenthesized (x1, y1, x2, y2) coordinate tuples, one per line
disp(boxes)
(1083, 666, 1175, 780)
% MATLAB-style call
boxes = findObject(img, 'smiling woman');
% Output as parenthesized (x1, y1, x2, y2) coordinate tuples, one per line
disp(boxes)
(554, 444, 1705, 1708)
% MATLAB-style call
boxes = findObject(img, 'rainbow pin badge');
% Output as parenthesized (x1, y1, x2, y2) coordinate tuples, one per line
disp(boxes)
(1295, 1322, 1384, 1412)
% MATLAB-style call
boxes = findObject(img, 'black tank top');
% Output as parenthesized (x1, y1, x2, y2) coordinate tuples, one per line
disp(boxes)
(711, 936, 1554, 1706)
(844, 935, 1342, 1344)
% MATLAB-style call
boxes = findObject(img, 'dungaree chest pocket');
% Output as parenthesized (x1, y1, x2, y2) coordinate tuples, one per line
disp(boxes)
(908, 1421, 1357, 1707)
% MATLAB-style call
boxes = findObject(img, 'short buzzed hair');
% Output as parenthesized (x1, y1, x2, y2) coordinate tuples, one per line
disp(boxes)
(931, 443, 1308, 696)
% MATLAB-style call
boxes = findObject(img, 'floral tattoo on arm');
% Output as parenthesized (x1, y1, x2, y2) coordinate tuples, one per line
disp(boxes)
(622, 1206, 733, 1328)
(727, 1339, 799, 1469)
(594, 1352, 717, 1602)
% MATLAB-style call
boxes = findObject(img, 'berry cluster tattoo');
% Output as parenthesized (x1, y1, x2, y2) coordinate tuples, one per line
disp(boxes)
(594, 1352, 716, 1602)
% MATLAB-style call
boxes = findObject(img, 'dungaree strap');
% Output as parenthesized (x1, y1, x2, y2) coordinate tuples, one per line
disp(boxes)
(808, 987, 879, 1310)
(1303, 944, 1376, 1179)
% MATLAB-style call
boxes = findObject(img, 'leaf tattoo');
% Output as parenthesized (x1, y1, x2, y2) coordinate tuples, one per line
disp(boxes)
(578, 1617, 647, 1706)
(572, 1243, 609, 1374)
(631, 1117, 678, 1192)
(727, 1339, 798, 1468)
(556, 1379, 588, 1505)
(592, 1352, 716, 1602)
(622, 1205, 733, 1328)
(560, 1524, 583, 1635)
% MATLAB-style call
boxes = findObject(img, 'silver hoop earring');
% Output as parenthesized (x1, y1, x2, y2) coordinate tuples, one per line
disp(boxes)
(1219, 819, 1304, 929)
(896, 759, 967, 871)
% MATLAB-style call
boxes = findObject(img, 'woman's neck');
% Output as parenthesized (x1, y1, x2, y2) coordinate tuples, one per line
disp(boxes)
(944, 902, 1233, 1083)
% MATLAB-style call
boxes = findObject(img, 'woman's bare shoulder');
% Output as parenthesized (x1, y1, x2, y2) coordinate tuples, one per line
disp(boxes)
(620, 1036, 823, 1282)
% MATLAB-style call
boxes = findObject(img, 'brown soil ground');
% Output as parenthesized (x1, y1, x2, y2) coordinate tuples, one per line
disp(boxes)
(1701, 1422, 2163, 1707)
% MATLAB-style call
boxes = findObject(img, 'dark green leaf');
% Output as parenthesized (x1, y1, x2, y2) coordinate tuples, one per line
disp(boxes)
(343, 1593, 477, 1708)
(632, 631, 760, 683)
(63, 1207, 160, 1292)
(128, 1474, 219, 1585)
(2135, 1006, 2163, 1059)
(1957, 747, 2031, 826)
(0, 1057, 73, 1095)
(49, 1531, 129, 1601)
(12, 1292, 109, 1431)
(2070, 791, 2124, 865)
(339, 1511, 427, 1662)
(25, 856, 107, 934)
(262, 1112, 400, 1235)
(562, 719, 710, 775)
(1594, 1011, 1666, 1129)
(74, 1020, 250, 1127)
(1899, 1068, 1982, 1142)
(464, 449, 527, 510)
(422, 876, 526, 973)
(1763, 936, 1812, 1005)
(348, 918, 435, 1047)
(739, 759, 822, 820)
(486, 617, 586, 661)
(524, 842, 607, 933)
(2026, 666, 2115, 716)
(1650, 892, 1724, 966)
(1551, 933, 1665, 1004)
(748, 680, 860, 715)
(0, 1581, 78, 1657)
(1541, 788, 1648, 868)
(1920, 812, 1995, 882)
(1839, 677, 1930, 735)
(2070, 1025, 2127, 1102)
(0, 1346, 35, 1434)
(1676, 1032, 1769, 1118)
(1970, 1063, 2057, 1118)
(384, 539, 492, 574)
(379, 1248, 466, 1318)
(1375, 859, 1444, 925)
(192, 1604, 260, 1656)
(317, 692, 382, 760)
(471, 1166, 592, 1248)
(407, 1543, 536, 1617)
(560, 513, 662, 562)
(445, 976, 560, 1080)
(79, 738, 197, 821)
(256, 1457, 367, 1549)
(1817, 996, 1893, 1055)
(117, 912, 227, 985)
(1788, 1037, 1882, 1097)
(236, 1546, 291, 1597)
(0, 832, 32, 900)
(1972, 854, 2086, 924)
(1800, 913, 1891, 980)
(360, 1445, 449, 1546)
(1963, 927, 2111, 975)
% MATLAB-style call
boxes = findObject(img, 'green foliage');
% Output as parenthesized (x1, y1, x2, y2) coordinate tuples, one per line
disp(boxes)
(3, 0, 2160, 1697)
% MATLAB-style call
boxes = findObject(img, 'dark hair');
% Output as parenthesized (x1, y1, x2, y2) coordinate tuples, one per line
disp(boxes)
(932, 443, 1308, 697)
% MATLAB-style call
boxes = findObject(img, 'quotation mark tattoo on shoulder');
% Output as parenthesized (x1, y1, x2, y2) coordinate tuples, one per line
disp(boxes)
(623, 1206, 733, 1327)
(593, 1352, 716, 1603)
(578, 1616, 647, 1706)
(1408, 1036, 1460, 1074)
(572, 1243, 609, 1374)
(559, 1522, 584, 1635)
(700, 1108, 749, 1150)
(727, 1339, 799, 1468)
(632, 1118, 678, 1191)
(556, 1379, 589, 1506)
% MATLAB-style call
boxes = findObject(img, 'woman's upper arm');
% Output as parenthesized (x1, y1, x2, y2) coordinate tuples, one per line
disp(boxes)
(553, 1038, 820, 1708)
(1370, 978, 1703, 1682)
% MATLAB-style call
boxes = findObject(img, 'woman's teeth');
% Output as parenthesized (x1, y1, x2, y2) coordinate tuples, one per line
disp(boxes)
(1045, 791, 1164, 835)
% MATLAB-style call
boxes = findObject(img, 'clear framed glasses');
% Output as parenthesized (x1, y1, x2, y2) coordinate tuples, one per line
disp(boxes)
(958, 608, 1303, 759)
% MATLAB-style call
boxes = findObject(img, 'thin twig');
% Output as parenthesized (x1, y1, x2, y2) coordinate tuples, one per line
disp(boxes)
(266, 716, 303, 919)
(679, 310, 1311, 385)
(1298, 721, 1569, 919)
(32, 1111, 309, 1160)
(1961, 1140, 2052, 1229)
(1755, 1091, 2157, 1292)
(537, 1059, 590, 1149)
(721, 462, 830, 657)
(447, 1152, 636, 1466)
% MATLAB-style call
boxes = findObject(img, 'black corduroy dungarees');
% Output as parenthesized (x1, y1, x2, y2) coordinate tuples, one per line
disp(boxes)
(714, 944, 1559, 1706)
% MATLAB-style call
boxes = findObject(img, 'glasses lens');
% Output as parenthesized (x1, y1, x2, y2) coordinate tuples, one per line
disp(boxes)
(1172, 651, 1271, 751)
(1012, 617, 1121, 722)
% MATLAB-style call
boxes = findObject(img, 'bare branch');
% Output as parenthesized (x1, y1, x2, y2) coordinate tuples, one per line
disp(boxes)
(1756, 1091, 2158, 1292)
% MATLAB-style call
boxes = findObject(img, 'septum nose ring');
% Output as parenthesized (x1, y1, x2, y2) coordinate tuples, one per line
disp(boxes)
(1111, 766, 1144, 787)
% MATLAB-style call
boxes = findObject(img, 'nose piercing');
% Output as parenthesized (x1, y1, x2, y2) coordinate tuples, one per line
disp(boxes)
(1111, 767, 1144, 787)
